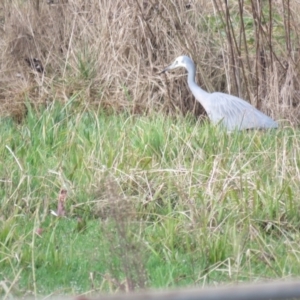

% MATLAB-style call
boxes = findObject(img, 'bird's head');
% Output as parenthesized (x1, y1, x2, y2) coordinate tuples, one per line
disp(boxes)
(160, 55, 194, 74)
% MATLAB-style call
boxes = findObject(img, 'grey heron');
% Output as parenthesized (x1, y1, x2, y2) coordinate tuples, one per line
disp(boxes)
(161, 56, 278, 131)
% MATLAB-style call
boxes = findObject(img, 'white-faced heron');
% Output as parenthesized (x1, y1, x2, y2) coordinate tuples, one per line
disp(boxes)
(161, 55, 278, 131)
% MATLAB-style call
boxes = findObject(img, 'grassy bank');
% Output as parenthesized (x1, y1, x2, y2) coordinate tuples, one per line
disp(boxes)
(1, 102, 300, 297)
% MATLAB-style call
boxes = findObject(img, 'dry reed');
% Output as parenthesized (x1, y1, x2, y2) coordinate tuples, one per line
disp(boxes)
(0, 0, 299, 123)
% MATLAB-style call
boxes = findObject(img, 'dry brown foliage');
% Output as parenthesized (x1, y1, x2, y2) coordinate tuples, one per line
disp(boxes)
(0, 0, 299, 123)
(95, 178, 147, 292)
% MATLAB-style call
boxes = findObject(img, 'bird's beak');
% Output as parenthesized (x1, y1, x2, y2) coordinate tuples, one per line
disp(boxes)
(159, 64, 173, 74)
(160, 59, 179, 74)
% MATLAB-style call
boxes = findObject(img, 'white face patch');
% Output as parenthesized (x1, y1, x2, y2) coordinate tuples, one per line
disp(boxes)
(162, 56, 189, 73)
(172, 57, 184, 69)
(177, 57, 186, 68)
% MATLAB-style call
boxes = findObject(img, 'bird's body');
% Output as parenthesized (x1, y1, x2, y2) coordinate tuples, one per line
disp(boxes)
(161, 56, 278, 131)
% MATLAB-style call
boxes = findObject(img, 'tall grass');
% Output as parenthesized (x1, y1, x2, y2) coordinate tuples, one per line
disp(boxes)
(0, 102, 300, 297)
(1, 0, 300, 297)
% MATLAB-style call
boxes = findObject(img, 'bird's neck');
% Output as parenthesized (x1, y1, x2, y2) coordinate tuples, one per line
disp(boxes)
(187, 65, 196, 86)
(186, 66, 210, 102)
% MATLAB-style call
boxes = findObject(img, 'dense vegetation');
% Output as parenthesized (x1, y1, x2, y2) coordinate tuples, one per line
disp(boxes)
(1, 102, 300, 297)
(0, 0, 300, 298)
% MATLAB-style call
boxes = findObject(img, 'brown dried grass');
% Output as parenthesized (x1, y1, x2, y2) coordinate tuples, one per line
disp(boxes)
(0, 0, 299, 123)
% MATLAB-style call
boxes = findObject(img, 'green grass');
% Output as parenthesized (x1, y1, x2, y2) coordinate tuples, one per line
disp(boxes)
(1, 101, 300, 297)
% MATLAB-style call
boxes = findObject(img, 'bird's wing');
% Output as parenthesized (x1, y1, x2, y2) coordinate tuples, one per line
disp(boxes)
(205, 92, 278, 130)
